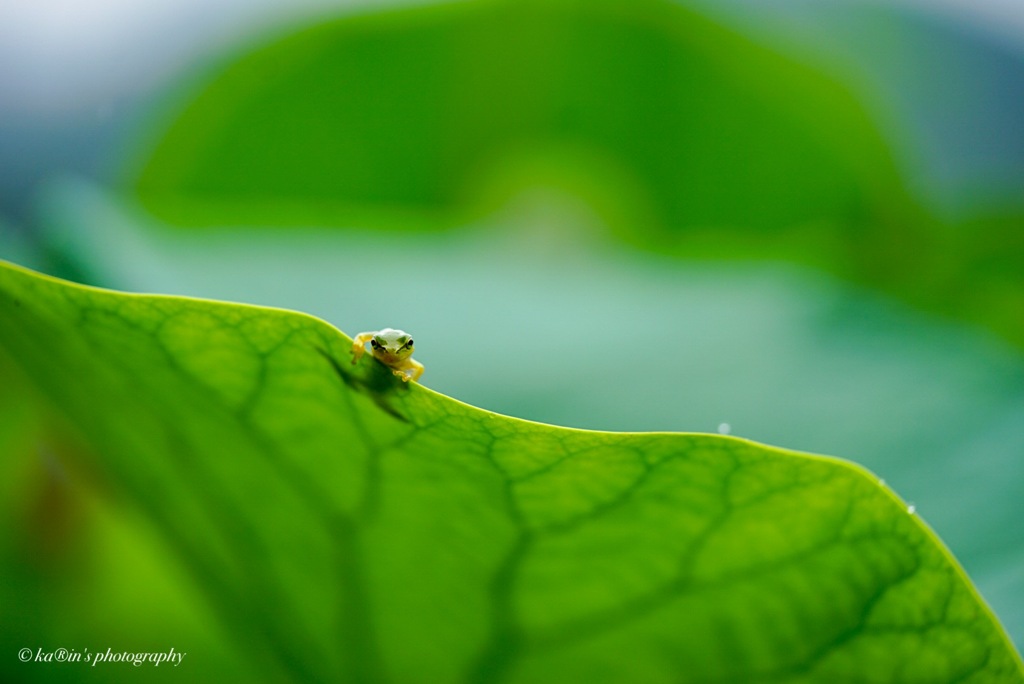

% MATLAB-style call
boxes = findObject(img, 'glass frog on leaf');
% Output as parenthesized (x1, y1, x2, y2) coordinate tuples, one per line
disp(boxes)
(351, 328, 424, 383)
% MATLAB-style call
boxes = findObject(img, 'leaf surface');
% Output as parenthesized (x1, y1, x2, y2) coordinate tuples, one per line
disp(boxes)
(1, 259, 1021, 683)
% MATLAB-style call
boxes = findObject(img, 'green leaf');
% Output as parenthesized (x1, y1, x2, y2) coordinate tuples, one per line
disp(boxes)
(2, 259, 1021, 682)
(131, 0, 905, 235)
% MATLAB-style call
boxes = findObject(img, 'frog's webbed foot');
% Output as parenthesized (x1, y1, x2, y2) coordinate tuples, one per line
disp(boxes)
(391, 359, 425, 383)
(405, 359, 425, 383)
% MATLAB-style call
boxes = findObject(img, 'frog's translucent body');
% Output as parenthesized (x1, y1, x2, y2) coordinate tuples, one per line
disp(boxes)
(351, 328, 424, 383)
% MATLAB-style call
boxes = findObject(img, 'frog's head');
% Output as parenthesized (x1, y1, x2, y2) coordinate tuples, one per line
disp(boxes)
(371, 328, 415, 361)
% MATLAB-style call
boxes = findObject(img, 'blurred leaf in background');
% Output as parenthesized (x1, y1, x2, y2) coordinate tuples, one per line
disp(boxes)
(127, 0, 1024, 347)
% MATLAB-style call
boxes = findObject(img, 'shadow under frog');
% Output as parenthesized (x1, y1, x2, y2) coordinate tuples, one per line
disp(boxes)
(316, 346, 410, 424)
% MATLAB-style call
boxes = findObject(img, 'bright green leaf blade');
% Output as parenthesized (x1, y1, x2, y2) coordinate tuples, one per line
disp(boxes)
(131, 0, 908, 237)
(1, 259, 1021, 683)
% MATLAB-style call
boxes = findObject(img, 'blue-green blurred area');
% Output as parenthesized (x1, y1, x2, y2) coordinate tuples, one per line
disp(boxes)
(690, 0, 1024, 219)
(2, 0, 1024, 676)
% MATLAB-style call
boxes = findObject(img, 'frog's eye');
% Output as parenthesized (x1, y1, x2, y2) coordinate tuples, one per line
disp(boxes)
(406, 339, 414, 347)
(370, 339, 381, 349)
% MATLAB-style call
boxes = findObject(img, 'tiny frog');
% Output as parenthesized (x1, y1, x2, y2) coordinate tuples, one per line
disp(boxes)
(351, 328, 424, 383)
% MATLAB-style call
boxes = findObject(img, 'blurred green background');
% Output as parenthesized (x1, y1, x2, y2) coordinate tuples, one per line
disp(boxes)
(2, 0, 1023, 678)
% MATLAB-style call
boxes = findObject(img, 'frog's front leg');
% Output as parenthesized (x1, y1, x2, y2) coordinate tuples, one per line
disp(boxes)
(351, 331, 376, 364)
(396, 358, 425, 383)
